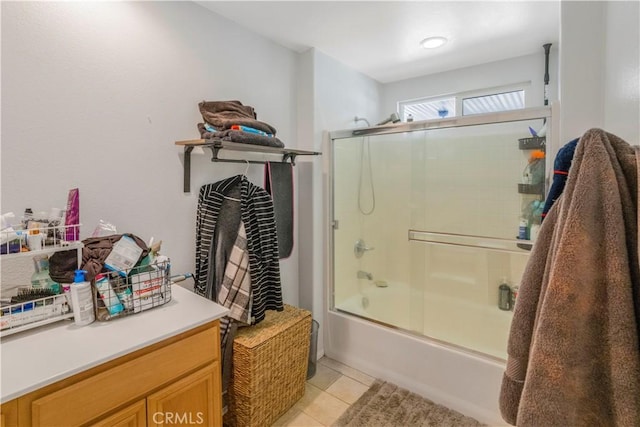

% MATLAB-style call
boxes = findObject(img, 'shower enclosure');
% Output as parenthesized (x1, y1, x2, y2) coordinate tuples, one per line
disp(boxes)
(328, 107, 554, 361)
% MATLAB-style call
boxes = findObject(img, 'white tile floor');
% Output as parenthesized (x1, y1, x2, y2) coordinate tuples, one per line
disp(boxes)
(273, 357, 375, 426)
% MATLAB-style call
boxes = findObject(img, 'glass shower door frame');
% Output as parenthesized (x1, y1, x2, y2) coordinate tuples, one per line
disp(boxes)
(326, 105, 556, 331)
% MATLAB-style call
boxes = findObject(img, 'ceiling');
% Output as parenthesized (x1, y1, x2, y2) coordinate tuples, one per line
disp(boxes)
(197, 1, 560, 83)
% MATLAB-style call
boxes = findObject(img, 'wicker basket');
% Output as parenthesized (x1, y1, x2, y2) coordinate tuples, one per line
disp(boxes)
(226, 305, 312, 427)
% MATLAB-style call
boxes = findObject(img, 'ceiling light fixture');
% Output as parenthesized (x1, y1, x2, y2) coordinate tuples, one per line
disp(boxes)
(421, 36, 448, 49)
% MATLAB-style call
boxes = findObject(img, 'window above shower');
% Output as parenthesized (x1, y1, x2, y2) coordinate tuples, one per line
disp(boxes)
(398, 83, 528, 121)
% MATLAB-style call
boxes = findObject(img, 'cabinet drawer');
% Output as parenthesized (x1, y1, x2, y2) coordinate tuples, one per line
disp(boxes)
(31, 323, 219, 426)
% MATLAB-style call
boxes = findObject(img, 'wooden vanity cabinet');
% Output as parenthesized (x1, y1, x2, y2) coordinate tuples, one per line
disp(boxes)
(0, 400, 18, 427)
(3, 320, 221, 427)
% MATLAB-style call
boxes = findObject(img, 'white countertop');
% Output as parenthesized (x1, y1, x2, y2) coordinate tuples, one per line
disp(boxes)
(0, 285, 228, 402)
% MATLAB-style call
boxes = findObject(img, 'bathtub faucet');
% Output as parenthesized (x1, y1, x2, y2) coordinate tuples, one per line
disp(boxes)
(357, 270, 373, 280)
(354, 239, 375, 258)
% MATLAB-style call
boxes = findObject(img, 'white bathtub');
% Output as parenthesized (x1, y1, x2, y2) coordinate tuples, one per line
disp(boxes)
(327, 283, 509, 425)
(335, 281, 411, 330)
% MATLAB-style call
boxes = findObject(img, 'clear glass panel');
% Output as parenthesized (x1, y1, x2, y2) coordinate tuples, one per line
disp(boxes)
(462, 90, 525, 115)
(332, 118, 546, 359)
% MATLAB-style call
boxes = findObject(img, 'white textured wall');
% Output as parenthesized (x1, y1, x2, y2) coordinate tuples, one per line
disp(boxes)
(1, 2, 300, 303)
(559, 1, 639, 146)
(308, 49, 382, 358)
(558, 1, 606, 144)
(603, 1, 640, 144)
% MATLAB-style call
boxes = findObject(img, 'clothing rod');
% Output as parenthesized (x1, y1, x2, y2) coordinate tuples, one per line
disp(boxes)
(211, 159, 272, 165)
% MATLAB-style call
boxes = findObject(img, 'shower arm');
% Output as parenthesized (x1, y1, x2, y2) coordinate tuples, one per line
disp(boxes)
(354, 116, 371, 127)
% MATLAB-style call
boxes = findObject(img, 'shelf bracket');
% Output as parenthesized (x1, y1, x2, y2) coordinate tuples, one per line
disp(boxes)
(282, 152, 297, 165)
(209, 145, 222, 162)
(183, 146, 194, 193)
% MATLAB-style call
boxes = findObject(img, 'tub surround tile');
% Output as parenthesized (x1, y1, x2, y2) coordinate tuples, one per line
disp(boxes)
(319, 357, 375, 387)
(307, 363, 342, 390)
(325, 375, 370, 405)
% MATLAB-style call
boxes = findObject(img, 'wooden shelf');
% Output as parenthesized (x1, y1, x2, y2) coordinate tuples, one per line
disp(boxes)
(175, 139, 321, 192)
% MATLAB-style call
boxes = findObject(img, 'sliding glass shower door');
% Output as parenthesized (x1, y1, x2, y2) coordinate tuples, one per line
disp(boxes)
(330, 111, 551, 359)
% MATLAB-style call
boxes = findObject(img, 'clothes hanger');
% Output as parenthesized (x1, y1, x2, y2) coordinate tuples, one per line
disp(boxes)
(216, 161, 250, 202)
(242, 159, 250, 177)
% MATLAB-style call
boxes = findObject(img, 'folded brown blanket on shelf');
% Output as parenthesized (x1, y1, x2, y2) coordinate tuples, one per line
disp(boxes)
(199, 100, 277, 136)
(499, 128, 640, 426)
(197, 124, 285, 148)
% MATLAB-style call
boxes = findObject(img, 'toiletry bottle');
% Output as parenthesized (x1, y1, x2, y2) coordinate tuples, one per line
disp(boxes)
(498, 282, 511, 311)
(61, 282, 73, 310)
(31, 255, 59, 292)
(511, 285, 519, 310)
(518, 217, 529, 240)
(70, 269, 95, 326)
(22, 208, 33, 229)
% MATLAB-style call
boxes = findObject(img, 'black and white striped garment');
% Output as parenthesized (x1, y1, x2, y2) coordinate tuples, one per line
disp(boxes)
(195, 174, 283, 324)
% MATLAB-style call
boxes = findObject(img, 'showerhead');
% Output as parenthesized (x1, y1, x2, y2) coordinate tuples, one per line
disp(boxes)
(376, 112, 400, 126)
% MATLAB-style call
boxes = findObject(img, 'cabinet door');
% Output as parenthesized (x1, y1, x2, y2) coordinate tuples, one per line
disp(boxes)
(1, 399, 18, 427)
(146, 362, 221, 427)
(91, 400, 146, 427)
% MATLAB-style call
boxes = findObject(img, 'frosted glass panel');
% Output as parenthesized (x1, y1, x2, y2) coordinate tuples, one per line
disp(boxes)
(331, 118, 547, 359)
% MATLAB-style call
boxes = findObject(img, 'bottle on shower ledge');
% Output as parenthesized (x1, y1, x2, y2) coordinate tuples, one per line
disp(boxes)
(498, 281, 512, 311)
(518, 217, 529, 240)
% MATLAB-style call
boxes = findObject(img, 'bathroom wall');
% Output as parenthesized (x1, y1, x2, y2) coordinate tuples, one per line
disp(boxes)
(1, 2, 301, 303)
(558, 1, 606, 145)
(603, 1, 640, 145)
(381, 52, 559, 118)
(296, 48, 382, 358)
(559, 1, 639, 145)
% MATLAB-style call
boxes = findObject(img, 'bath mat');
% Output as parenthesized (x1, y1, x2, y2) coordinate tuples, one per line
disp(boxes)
(264, 161, 294, 259)
(332, 380, 483, 427)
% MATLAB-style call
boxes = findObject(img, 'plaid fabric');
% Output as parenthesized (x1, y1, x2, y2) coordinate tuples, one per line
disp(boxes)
(218, 221, 252, 324)
(195, 175, 283, 324)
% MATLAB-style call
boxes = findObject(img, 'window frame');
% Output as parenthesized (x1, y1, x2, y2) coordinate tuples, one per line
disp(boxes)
(397, 81, 532, 121)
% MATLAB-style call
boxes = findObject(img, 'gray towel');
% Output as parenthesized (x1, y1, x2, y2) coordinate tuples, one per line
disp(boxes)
(264, 162, 294, 259)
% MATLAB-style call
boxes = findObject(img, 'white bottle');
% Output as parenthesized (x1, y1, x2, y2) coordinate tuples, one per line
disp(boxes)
(70, 269, 95, 326)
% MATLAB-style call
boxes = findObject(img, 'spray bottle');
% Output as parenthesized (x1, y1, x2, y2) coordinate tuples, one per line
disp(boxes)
(70, 269, 95, 326)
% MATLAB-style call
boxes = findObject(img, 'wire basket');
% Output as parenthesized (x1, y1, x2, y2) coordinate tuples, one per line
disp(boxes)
(92, 260, 172, 321)
(1, 223, 82, 257)
(1, 292, 73, 337)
